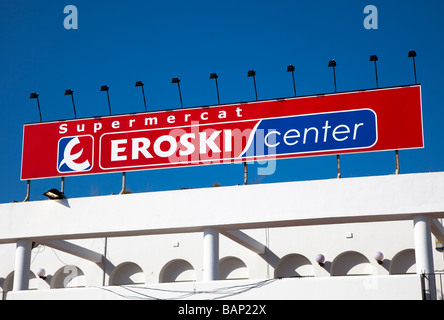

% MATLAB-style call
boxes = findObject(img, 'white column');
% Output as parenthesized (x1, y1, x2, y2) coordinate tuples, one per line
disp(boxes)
(13, 240, 32, 291)
(413, 215, 436, 299)
(203, 228, 219, 281)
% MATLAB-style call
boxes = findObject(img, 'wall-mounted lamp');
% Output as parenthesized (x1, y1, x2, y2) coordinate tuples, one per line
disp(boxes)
(100, 85, 111, 115)
(171, 77, 183, 108)
(286, 64, 296, 97)
(209, 73, 220, 105)
(135, 81, 147, 112)
(315, 253, 325, 266)
(64, 89, 77, 118)
(369, 55, 379, 88)
(408, 50, 417, 84)
(29, 92, 42, 122)
(247, 69, 258, 101)
(37, 268, 46, 280)
(374, 251, 384, 265)
(43, 188, 65, 200)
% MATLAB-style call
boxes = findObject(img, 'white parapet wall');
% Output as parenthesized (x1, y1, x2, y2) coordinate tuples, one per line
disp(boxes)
(6, 275, 423, 300)
(1, 172, 444, 243)
(1, 172, 444, 300)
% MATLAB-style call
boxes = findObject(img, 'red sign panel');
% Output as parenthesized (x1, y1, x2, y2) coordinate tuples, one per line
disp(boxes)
(21, 85, 423, 180)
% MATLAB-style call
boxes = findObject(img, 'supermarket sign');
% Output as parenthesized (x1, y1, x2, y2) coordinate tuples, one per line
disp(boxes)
(21, 85, 423, 180)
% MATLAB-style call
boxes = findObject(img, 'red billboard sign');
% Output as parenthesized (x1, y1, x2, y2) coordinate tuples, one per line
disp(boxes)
(21, 85, 423, 180)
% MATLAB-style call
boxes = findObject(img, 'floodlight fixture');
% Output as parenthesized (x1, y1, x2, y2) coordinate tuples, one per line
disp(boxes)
(64, 89, 77, 118)
(100, 85, 111, 115)
(209, 73, 220, 104)
(29, 92, 42, 122)
(328, 60, 336, 68)
(171, 77, 183, 108)
(135, 81, 147, 112)
(408, 50, 417, 84)
(286, 64, 296, 96)
(43, 188, 65, 200)
(369, 55, 379, 88)
(247, 69, 258, 101)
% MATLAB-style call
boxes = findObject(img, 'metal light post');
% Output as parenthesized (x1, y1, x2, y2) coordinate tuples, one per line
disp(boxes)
(369, 55, 379, 88)
(29, 92, 42, 122)
(408, 50, 417, 84)
(328, 60, 341, 178)
(247, 69, 258, 101)
(100, 85, 111, 115)
(328, 60, 337, 93)
(135, 81, 147, 112)
(287, 64, 296, 96)
(209, 73, 220, 105)
(171, 77, 183, 108)
(64, 89, 77, 118)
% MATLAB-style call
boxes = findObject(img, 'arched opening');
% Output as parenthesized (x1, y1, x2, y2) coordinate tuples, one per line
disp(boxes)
(274, 254, 314, 278)
(109, 262, 145, 285)
(389, 249, 416, 274)
(219, 256, 248, 280)
(159, 259, 196, 283)
(51, 266, 85, 288)
(331, 251, 372, 276)
(2, 271, 37, 298)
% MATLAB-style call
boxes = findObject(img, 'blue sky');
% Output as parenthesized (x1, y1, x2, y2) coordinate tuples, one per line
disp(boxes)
(0, 0, 443, 203)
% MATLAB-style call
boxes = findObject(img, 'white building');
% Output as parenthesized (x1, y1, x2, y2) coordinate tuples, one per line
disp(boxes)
(1, 171, 444, 300)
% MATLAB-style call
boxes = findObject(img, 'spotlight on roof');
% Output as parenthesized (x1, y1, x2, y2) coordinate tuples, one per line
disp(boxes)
(64, 89, 77, 118)
(135, 81, 147, 111)
(286, 64, 296, 96)
(328, 60, 336, 68)
(408, 50, 417, 58)
(29, 92, 42, 122)
(408, 50, 418, 84)
(43, 188, 65, 200)
(209, 73, 220, 104)
(247, 69, 256, 77)
(100, 85, 111, 115)
(171, 77, 183, 108)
